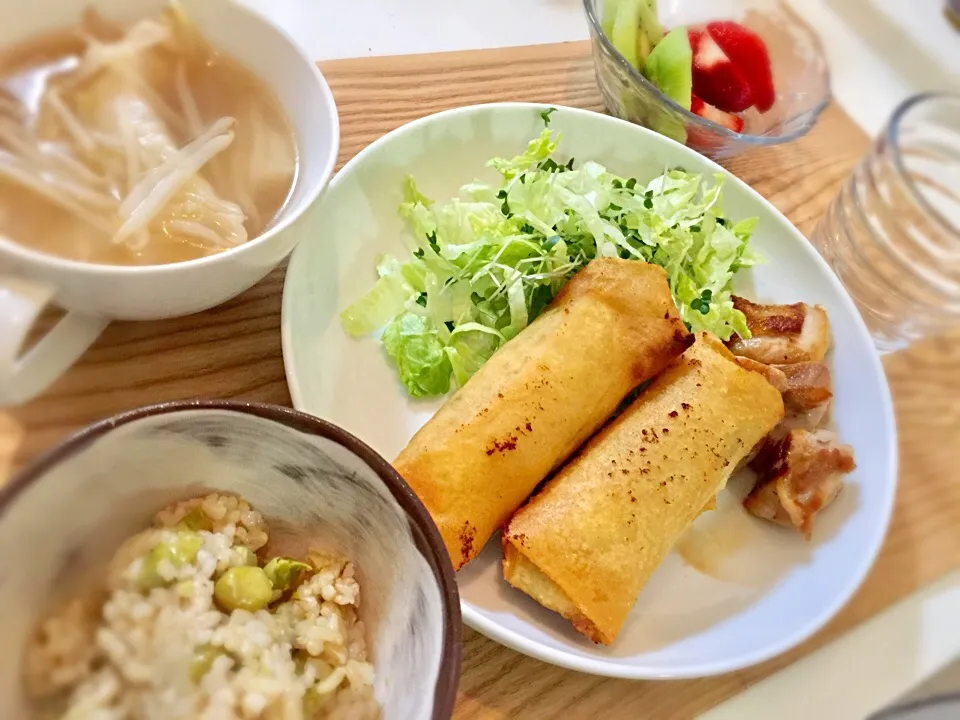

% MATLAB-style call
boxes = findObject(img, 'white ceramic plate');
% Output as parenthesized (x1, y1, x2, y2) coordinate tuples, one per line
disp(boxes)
(281, 104, 898, 679)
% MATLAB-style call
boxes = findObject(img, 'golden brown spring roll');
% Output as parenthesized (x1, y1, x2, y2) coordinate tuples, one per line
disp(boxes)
(394, 259, 692, 570)
(502, 334, 784, 644)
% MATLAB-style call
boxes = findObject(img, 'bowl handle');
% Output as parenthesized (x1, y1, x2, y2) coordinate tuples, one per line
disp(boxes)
(0, 277, 108, 406)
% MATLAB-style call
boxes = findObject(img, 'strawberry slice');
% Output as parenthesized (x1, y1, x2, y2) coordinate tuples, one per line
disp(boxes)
(691, 31, 753, 113)
(707, 21, 775, 113)
(687, 28, 703, 54)
(691, 94, 744, 133)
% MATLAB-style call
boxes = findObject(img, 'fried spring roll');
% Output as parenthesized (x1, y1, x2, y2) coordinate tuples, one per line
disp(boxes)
(502, 334, 784, 644)
(394, 259, 693, 570)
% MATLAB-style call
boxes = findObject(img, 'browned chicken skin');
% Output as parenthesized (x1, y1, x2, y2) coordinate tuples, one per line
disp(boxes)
(773, 361, 833, 430)
(745, 429, 856, 539)
(727, 296, 831, 364)
(775, 362, 832, 409)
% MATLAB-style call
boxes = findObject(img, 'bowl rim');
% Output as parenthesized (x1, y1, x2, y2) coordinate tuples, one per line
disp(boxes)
(580, 0, 832, 145)
(1, 399, 462, 720)
(280, 101, 899, 680)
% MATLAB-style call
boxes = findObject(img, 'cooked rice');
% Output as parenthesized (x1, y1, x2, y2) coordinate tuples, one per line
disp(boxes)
(25, 494, 380, 719)
(155, 493, 269, 550)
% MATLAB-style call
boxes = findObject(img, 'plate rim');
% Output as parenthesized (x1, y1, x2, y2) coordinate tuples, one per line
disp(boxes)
(281, 102, 899, 679)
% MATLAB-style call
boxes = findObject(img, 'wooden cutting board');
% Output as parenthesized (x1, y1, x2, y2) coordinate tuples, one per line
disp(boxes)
(3, 41, 959, 719)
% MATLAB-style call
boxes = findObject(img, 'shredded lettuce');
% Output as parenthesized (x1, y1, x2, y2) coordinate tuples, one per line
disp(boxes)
(341, 120, 760, 397)
(381, 313, 452, 397)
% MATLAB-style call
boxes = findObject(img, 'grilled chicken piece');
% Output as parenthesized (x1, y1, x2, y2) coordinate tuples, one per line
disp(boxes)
(736, 358, 833, 443)
(744, 429, 856, 538)
(775, 362, 832, 408)
(735, 356, 788, 392)
(774, 361, 833, 430)
(727, 297, 831, 364)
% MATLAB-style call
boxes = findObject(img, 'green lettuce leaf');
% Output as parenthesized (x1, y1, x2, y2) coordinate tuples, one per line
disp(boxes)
(642, 27, 692, 111)
(445, 322, 504, 386)
(487, 129, 561, 180)
(341, 118, 760, 397)
(340, 270, 414, 337)
(381, 313, 452, 397)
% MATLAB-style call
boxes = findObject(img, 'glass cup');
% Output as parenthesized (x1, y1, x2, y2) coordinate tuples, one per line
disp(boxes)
(812, 93, 960, 353)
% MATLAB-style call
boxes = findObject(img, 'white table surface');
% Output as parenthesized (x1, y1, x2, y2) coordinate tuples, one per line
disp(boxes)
(238, 0, 960, 716)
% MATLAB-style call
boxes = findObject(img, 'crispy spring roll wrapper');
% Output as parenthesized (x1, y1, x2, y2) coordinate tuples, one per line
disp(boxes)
(394, 259, 693, 570)
(502, 334, 784, 644)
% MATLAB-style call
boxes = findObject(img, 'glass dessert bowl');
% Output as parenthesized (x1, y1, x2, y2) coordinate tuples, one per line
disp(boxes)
(583, 0, 831, 159)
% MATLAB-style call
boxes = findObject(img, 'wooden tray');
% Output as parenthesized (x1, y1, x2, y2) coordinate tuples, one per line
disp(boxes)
(3, 41, 959, 719)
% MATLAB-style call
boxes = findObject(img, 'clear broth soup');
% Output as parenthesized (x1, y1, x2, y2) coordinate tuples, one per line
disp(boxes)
(0, 6, 298, 266)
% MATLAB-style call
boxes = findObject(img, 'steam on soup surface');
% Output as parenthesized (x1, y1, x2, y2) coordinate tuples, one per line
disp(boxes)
(0, 4, 297, 266)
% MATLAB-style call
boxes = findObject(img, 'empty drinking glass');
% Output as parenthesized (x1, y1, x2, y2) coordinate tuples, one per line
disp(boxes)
(812, 93, 960, 352)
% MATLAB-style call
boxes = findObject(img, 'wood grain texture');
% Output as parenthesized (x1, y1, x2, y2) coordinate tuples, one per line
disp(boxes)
(2, 41, 959, 719)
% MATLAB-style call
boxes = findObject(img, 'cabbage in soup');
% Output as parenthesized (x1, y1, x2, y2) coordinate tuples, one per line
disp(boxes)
(0, 5, 298, 266)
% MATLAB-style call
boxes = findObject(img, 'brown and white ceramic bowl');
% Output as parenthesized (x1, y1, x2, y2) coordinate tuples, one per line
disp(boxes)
(0, 401, 461, 719)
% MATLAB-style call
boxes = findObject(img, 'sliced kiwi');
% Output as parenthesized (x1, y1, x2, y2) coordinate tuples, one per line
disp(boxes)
(601, 0, 619, 37)
(648, 109, 688, 146)
(606, 0, 664, 70)
(611, 0, 643, 70)
(642, 26, 693, 110)
(636, 31, 652, 68)
(636, 0, 664, 53)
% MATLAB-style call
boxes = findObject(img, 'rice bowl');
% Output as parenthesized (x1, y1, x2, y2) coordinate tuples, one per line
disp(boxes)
(0, 402, 461, 720)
